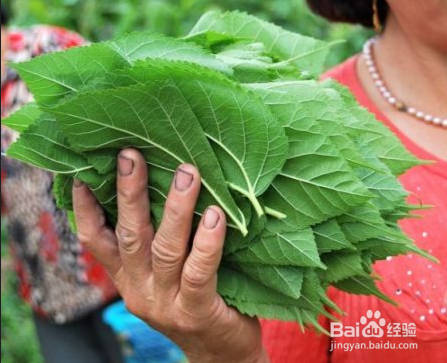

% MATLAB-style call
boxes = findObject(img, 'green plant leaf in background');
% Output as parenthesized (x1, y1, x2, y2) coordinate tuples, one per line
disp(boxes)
(186, 10, 334, 76)
(12, 32, 232, 108)
(1, 103, 42, 132)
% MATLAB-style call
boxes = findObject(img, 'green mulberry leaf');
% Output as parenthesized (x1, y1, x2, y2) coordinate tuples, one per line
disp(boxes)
(187, 10, 333, 76)
(107, 60, 289, 216)
(50, 81, 248, 234)
(1, 103, 42, 132)
(12, 32, 231, 108)
(237, 264, 304, 299)
(313, 219, 355, 253)
(227, 224, 325, 269)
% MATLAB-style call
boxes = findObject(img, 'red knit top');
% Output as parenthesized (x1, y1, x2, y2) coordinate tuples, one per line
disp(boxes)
(260, 56, 447, 363)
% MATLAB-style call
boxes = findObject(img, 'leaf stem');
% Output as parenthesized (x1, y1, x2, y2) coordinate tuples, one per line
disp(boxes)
(228, 182, 264, 217)
(249, 194, 265, 217)
(264, 206, 287, 219)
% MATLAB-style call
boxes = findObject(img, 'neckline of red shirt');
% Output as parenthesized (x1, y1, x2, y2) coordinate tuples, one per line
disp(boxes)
(337, 56, 447, 179)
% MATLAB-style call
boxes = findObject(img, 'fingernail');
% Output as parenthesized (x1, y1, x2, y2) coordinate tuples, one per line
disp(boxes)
(118, 155, 134, 176)
(203, 208, 219, 229)
(73, 179, 84, 187)
(175, 168, 193, 191)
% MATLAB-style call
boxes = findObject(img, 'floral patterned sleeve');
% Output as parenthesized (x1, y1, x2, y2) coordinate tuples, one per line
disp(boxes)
(1, 25, 84, 118)
(1, 26, 117, 324)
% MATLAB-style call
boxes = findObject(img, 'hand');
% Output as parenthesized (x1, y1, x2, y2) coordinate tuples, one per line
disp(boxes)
(72, 148, 269, 363)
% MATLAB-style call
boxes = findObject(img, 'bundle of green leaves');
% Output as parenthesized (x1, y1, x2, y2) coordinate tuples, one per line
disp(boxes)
(3, 11, 436, 333)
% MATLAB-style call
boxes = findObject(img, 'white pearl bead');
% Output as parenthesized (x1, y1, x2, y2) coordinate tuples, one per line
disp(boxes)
(363, 38, 446, 128)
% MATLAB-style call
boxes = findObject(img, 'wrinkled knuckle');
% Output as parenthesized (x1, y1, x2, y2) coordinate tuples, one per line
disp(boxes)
(182, 262, 210, 292)
(151, 236, 183, 267)
(194, 242, 221, 264)
(116, 225, 140, 253)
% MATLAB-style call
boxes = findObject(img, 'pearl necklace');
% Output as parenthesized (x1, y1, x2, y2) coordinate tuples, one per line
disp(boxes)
(363, 38, 447, 128)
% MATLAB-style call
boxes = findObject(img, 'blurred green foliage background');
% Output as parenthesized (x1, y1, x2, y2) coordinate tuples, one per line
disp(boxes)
(4, 0, 372, 68)
(1, 1, 371, 362)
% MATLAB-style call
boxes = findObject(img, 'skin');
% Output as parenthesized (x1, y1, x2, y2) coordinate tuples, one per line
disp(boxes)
(72, 151, 269, 363)
(70, 1, 444, 361)
(0, 22, 267, 363)
(0, 2, 442, 362)
(357, 0, 447, 160)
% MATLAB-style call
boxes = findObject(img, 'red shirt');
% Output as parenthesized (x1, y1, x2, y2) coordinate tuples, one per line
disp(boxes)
(260, 56, 447, 363)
